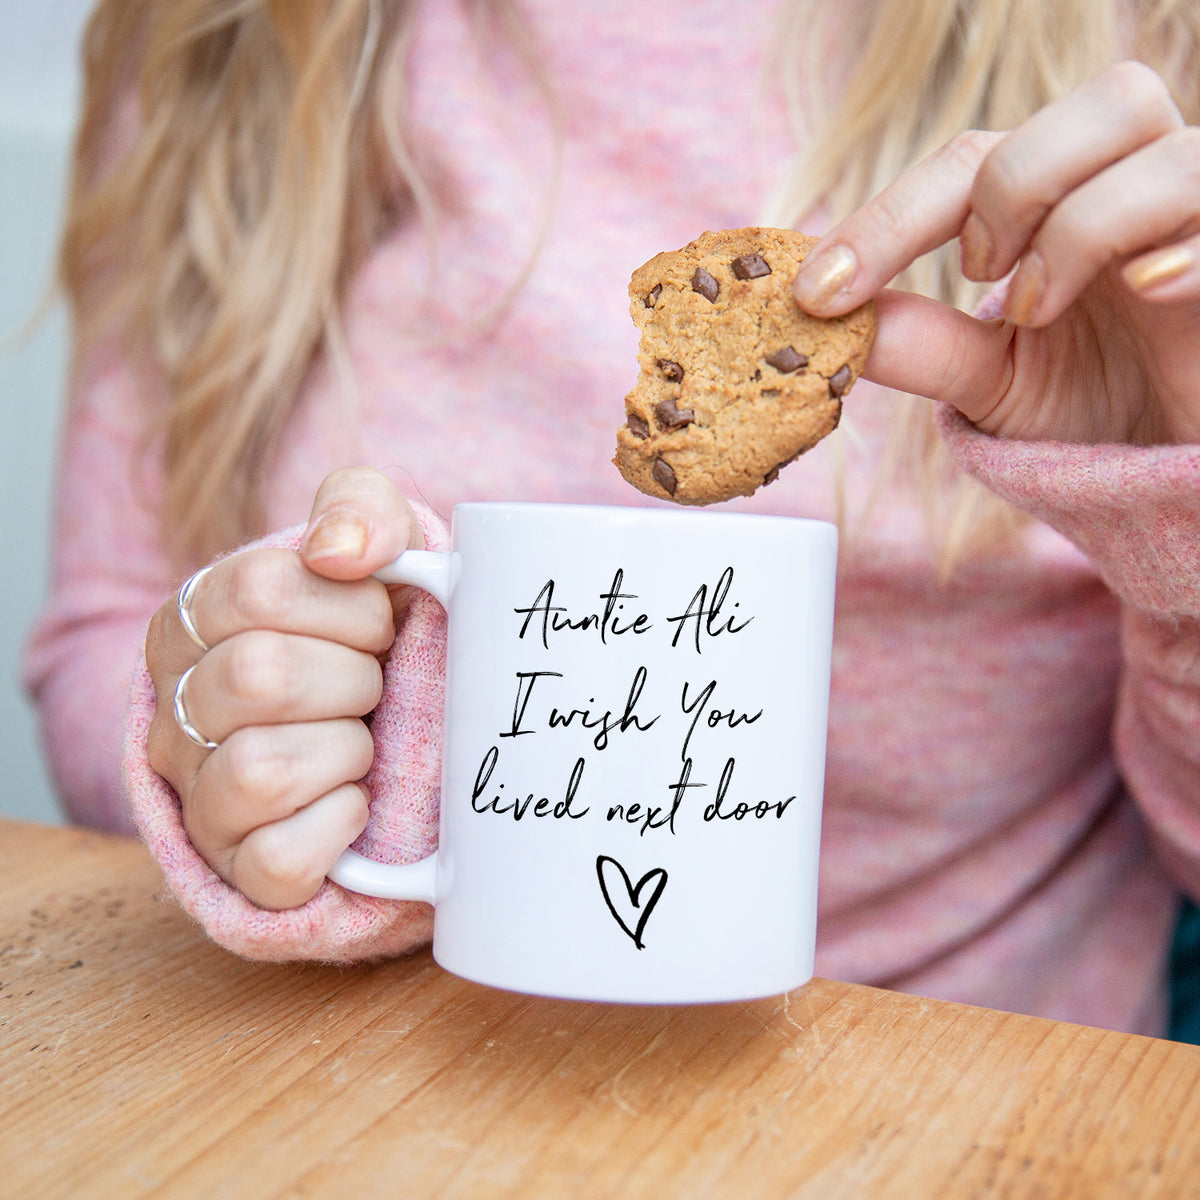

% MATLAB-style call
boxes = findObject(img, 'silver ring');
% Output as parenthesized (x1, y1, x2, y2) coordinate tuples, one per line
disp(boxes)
(177, 564, 213, 653)
(173, 663, 218, 750)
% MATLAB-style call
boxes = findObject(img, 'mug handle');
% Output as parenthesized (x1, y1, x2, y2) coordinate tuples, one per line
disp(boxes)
(325, 549, 455, 903)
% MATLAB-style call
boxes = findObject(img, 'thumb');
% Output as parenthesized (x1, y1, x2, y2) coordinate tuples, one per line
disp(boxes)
(863, 288, 1015, 429)
(300, 467, 425, 581)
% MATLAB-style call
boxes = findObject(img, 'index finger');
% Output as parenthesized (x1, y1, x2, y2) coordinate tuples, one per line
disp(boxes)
(184, 550, 399, 659)
(791, 130, 1004, 317)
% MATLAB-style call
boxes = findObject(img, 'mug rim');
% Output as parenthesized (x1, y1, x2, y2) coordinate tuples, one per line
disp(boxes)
(451, 501, 837, 536)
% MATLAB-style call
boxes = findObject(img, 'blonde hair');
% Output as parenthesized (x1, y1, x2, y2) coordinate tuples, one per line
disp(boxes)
(60, 0, 1200, 565)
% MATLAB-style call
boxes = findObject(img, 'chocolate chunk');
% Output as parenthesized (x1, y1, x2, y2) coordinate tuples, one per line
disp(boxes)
(764, 345, 808, 374)
(731, 253, 771, 280)
(691, 267, 720, 301)
(654, 398, 694, 430)
(658, 359, 684, 382)
(626, 413, 650, 439)
(645, 283, 662, 308)
(829, 364, 853, 397)
(652, 458, 677, 494)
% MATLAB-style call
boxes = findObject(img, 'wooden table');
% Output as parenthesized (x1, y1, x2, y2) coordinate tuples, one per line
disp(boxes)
(2, 819, 1199, 1199)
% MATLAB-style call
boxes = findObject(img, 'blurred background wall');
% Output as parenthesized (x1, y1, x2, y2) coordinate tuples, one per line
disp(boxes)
(1, 0, 96, 824)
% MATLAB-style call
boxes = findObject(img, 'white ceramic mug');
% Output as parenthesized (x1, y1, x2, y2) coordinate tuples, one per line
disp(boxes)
(328, 502, 836, 1003)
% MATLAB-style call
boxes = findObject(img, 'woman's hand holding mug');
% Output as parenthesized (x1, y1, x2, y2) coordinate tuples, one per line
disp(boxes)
(144, 468, 423, 911)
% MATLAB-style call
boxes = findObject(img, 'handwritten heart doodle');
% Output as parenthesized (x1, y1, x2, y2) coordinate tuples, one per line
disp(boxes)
(595, 856, 668, 950)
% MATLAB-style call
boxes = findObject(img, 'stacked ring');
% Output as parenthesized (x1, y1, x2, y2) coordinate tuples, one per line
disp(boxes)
(177, 565, 213, 653)
(173, 664, 218, 750)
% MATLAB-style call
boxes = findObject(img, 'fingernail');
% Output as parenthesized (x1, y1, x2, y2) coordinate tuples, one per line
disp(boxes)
(303, 510, 369, 561)
(959, 213, 994, 280)
(1003, 252, 1045, 325)
(793, 244, 858, 312)
(1123, 244, 1194, 293)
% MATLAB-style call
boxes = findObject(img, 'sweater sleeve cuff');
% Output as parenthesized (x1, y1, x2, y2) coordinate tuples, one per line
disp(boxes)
(937, 404, 1200, 618)
(121, 506, 450, 963)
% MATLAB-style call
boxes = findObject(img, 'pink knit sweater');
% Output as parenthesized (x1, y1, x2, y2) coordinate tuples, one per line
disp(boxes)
(24, 0, 1200, 1034)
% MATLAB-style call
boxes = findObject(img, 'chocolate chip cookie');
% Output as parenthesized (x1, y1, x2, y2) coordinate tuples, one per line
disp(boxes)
(613, 227, 877, 504)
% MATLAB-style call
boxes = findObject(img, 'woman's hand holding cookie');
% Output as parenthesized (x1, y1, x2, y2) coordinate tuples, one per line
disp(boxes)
(793, 60, 1200, 447)
(144, 468, 422, 910)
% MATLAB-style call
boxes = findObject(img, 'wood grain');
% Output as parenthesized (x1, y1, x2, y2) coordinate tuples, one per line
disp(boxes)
(2, 819, 1198, 1199)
